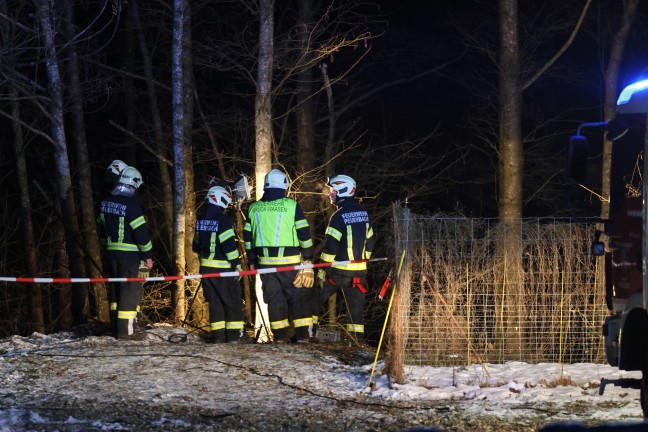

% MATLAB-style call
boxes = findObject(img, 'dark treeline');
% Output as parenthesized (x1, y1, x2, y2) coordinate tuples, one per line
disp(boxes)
(0, 0, 646, 337)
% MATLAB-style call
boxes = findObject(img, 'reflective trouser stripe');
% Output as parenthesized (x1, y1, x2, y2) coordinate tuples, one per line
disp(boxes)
(118, 311, 137, 320)
(293, 317, 313, 328)
(271, 319, 290, 330)
(346, 323, 364, 333)
(226, 321, 244, 330)
(211, 321, 226, 331)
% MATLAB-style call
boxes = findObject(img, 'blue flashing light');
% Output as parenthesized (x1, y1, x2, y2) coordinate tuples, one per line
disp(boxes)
(617, 79, 648, 105)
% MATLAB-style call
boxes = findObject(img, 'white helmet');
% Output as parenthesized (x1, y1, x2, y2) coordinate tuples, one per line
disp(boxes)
(264, 169, 289, 190)
(206, 186, 232, 208)
(328, 174, 356, 197)
(118, 166, 143, 189)
(107, 160, 128, 176)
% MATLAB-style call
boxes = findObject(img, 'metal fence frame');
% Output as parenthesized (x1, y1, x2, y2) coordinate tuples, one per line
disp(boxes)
(386, 204, 606, 373)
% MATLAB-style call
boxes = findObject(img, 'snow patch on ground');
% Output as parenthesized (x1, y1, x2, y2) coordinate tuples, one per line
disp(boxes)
(0, 325, 645, 431)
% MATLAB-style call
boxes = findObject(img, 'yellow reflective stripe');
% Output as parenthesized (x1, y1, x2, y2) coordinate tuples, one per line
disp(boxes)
(332, 262, 367, 271)
(244, 222, 252, 232)
(271, 319, 290, 330)
(365, 251, 373, 259)
(118, 217, 125, 242)
(107, 242, 139, 252)
(326, 226, 342, 241)
(346, 323, 364, 333)
(130, 215, 146, 230)
(208, 233, 217, 259)
(367, 224, 374, 239)
(200, 258, 231, 268)
(139, 241, 152, 252)
(245, 241, 252, 249)
(293, 317, 313, 328)
(226, 250, 239, 260)
(257, 255, 301, 265)
(110, 302, 117, 311)
(312, 316, 318, 324)
(299, 238, 313, 248)
(321, 252, 335, 263)
(211, 321, 226, 331)
(346, 225, 354, 260)
(219, 228, 235, 243)
(295, 219, 309, 229)
(118, 310, 137, 319)
(226, 321, 244, 330)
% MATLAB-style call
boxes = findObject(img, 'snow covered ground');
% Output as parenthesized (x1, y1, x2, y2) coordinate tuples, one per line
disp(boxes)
(0, 325, 647, 432)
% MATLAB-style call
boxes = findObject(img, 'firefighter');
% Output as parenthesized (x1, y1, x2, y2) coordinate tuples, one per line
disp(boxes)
(244, 169, 315, 343)
(316, 174, 375, 342)
(194, 185, 245, 343)
(97, 166, 153, 341)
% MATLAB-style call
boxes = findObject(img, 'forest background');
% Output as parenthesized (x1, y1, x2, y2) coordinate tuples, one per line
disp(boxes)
(0, 0, 646, 340)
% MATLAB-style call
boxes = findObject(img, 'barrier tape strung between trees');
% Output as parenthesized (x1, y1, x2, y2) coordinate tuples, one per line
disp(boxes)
(0, 258, 389, 284)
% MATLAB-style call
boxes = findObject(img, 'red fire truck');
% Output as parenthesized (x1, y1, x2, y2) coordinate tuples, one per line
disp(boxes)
(569, 79, 648, 417)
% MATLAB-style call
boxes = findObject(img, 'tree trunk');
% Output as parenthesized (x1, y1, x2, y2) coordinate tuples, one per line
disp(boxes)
(10, 87, 45, 333)
(254, 0, 275, 342)
(62, 0, 109, 323)
(181, 5, 204, 331)
(601, 0, 639, 219)
(296, 0, 316, 227)
(36, 0, 86, 326)
(171, 0, 188, 323)
(132, 0, 174, 247)
(498, 0, 523, 357)
(0, 0, 45, 334)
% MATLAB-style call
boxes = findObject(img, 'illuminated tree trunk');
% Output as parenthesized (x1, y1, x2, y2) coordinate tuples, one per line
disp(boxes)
(171, 0, 188, 323)
(498, 0, 523, 357)
(254, 0, 274, 342)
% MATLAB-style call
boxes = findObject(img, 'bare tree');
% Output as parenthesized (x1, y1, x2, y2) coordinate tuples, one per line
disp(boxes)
(171, 0, 189, 323)
(35, 0, 86, 326)
(62, 0, 109, 324)
(600, 0, 640, 219)
(253, 0, 275, 341)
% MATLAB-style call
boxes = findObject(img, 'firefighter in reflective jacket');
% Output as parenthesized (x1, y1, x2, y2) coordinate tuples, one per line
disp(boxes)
(244, 169, 315, 342)
(97, 166, 153, 340)
(316, 174, 375, 341)
(193, 185, 244, 343)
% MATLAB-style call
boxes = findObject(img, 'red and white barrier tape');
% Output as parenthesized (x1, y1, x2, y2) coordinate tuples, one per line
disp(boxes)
(0, 258, 388, 284)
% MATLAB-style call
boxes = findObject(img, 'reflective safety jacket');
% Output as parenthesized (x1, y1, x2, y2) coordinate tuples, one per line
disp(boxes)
(97, 195, 153, 259)
(193, 205, 241, 269)
(244, 189, 313, 266)
(320, 198, 375, 275)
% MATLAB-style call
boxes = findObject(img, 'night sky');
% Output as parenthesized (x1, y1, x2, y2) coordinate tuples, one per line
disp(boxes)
(340, 1, 648, 216)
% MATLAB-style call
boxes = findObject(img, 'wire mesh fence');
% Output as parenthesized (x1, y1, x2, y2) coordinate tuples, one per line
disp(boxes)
(387, 204, 606, 371)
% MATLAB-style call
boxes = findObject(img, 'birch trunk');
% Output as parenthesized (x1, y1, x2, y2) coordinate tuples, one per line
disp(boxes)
(254, 0, 275, 342)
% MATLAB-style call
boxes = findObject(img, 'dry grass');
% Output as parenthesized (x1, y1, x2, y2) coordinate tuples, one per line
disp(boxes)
(389, 206, 607, 368)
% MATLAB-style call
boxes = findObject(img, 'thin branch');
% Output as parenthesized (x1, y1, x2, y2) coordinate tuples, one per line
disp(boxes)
(522, 0, 592, 91)
(108, 120, 173, 167)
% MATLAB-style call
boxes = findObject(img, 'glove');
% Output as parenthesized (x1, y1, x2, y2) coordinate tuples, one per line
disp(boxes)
(293, 260, 314, 288)
(316, 269, 327, 288)
(235, 264, 243, 282)
(138, 260, 150, 279)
